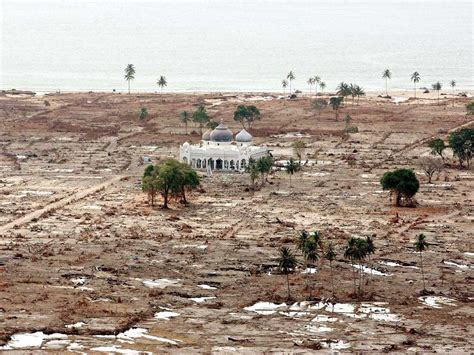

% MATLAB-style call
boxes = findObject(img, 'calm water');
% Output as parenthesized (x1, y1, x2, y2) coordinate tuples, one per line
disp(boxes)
(1, 0, 473, 92)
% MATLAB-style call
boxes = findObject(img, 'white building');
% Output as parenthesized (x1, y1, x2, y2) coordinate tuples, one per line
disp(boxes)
(179, 122, 269, 171)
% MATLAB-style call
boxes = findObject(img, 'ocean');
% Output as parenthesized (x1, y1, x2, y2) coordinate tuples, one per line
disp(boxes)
(1, 0, 473, 93)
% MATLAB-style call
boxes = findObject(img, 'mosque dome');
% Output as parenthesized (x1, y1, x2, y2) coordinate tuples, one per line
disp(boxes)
(235, 129, 252, 142)
(210, 123, 233, 142)
(202, 129, 212, 141)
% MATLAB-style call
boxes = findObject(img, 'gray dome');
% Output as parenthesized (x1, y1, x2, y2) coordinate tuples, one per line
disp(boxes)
(202, 129, 212, 141)
(235, 129, 252, 142)
(210, 123, 233, 142)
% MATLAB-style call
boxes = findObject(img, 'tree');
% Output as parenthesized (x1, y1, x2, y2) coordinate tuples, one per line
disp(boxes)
(287, 71, 295, 95)
(450, 80, 456, 107)
(313, 75, 321, 95)
(285, 158, 299, 187)
(282, 79, 288, 96)
(277, 246, 298, 300)
(353, 85, 365, 105)
(292, 140, 306, 165)
(365, 235, 376, 281)
(344, 114, 352, 126)
(124, 64, 135, 95)
(345, 237, 368, 293)
(256, 156, 273, 186)
(431, 82, 442, 105)
(448, 128, 473, 168)
(157, 76, 167, 93)
(192, 104, 210, 135)
(179, 111, 191, 134)
(319, 81, 326, 93)
(324, 243, 337, 297)
(414, 234, 428, 291)
(142, 159, 200, 208)
(207, 120, 219, 129)
(307, 77, 314, 95)
(411, 72, 421, 99)
(297, 230, 320, 298)
(329, 96, 343, 121)
(419, 156, 443, 183)
(344, 237, 358, 293)
(428, 138, 446, 162)
(466, 102, 474, 115)
(138, 107, 148, 120)
(246, 158, 260, 189)
(336, 82, 351, 104)
(233, 105, 261, 129)
(380, 168, 420, 207)
(382, 69, 391, 96)
(312, 98, 328, 116)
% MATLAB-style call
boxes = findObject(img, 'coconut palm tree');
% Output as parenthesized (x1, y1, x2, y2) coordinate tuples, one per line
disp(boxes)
(336, 82, 351, 104)
(329, 96, 343, 121)
(319, 81, 326, 94)
(307, 77, 314, 95)
(344, 237, 358, 293)
(297, 230, 319, 298)
(124, 64, 135, 95)
(450, 80, 456, 107)
(179, 110, 191, 134)
(414, 233, 428, 291)
(354, 85, 365, 105)
(277, 246, 298, 300)
(324, 243, 337, 297)
(287, 71, 295, 95)
(313, 75, 321, 95)
(352, 238, 368, 293)
(282, 79, 288, 96)
(432, 82, 442, 105)
(382, 69, 391, 96)
(411, 72, 421, 99)
(285, 158, 298, 187)
(157, 76, 167, 93)
(138, 107, 148, 120)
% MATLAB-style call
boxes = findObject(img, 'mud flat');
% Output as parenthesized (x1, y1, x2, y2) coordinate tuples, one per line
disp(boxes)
(0, 92, 473, 352)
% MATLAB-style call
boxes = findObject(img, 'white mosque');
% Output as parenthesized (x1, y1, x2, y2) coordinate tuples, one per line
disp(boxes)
(179, 122, 269, 172)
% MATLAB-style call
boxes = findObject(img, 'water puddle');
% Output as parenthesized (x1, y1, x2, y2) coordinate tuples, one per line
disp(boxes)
(189, 296, 216, 303)
(1, 332, 68, 350)
(244, 302, 287, 315)
(353, 264, 392, 276)
(419, 296, 456, 308)
(140, 278, 180, 289)
(154, 311, 180, 320)
(443, 261, 469, 270)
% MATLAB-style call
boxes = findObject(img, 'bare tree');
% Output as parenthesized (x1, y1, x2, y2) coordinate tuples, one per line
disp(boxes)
(419, 156, 443, 184)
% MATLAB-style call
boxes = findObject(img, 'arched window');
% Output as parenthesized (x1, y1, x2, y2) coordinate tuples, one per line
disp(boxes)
(230, 160, 235, 169)
(191, 159, 196, 168)
(197, 159, 201, 168)
(216, 159, 223, 170)
(202, 159, 206, 168)
(224, 160, 229, 169)
(241, 159, 247, 170)
(182, 157, 188, 164)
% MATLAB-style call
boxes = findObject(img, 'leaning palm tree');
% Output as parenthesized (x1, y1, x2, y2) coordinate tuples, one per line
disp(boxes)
(285, 158, 299, 187)
(450, 79, 456, 107)
(382, 69, 391, 96)
(282, 79, 288, 96)
(124, 64, 136, 95)
(319, 81, 326, 94)
(179, 110, 191, 134)
(287, 71, 295, 95)
(411, 72, 421, 99)
(313, 75, 321, 95)
(414, 234, 428, 291)
(324, 243, 337, 297)
(277, 246, 298, 300)
(157, 76, 167, 94)
(431, 82, 442, 105)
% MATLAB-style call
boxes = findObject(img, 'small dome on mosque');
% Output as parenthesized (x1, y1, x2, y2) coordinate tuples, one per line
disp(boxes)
(235, 129, 252, 142)
(202, 129, 212, 141)
(210, 123, 233, 142)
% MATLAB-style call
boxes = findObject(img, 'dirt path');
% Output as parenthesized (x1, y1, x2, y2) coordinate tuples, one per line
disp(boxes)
(0, 175, 124, 237)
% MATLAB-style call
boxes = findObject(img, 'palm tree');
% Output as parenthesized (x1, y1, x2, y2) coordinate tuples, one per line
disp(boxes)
(307, 77, 314, 95)
(329, 96, 343, 121)
(277, 246, 298, 300)
(297, 230, 320, 298)
(414, 234, 428, 291)
(324, 243, 337, 297)
(285, 158, 298, 187)
(352, 238, 368, 293)
(179, 110, 191, 134)
(124, 64, 135, 95)
(313, 75, 321, 95)
(282, 79, 288, 96)
(354, 85, 365, 105)
(382, 69, 391, 96)
(319, 81, 326, 94)
(138, 107, 148, 120)
(349, 83, 356, 106)
(287, 71, 295, 95)
(432, 82, 442, 105)
(365, 235, 376, 281)
(157, 76, 167, 93)
(450, 79, 456, 107)
(336, 82, 351, 104)
(411, 72, 421, 99)
(344, 237, 358, 293)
